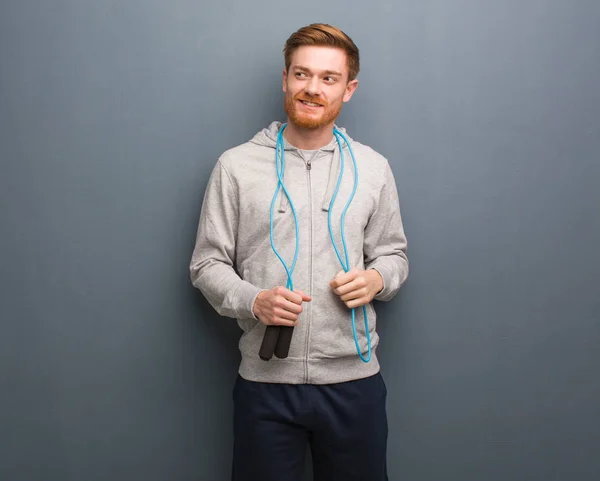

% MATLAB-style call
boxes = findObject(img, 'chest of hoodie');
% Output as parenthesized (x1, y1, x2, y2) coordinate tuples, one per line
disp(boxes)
(232, 148, 379, 293)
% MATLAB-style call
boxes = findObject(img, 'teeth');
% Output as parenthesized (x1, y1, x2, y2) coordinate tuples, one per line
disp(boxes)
(302, 101, 320, 107)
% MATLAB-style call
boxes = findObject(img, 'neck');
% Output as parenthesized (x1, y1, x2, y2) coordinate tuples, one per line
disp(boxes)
(283, 120, 336, 150)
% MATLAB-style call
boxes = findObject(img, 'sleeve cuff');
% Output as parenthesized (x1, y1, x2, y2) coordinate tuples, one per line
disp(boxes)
(234, 281, 265, 320)
(367, 263, 394, 301)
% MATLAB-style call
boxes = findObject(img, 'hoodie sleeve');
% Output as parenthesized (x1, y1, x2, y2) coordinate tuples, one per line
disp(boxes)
(363, 160, 409, 301)
(189, 159, 263, 320)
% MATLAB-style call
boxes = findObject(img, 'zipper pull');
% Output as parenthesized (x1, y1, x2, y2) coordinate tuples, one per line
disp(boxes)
(306, 160, 312, 170)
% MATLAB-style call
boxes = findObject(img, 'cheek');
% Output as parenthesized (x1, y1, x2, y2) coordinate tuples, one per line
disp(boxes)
(287, 84, 302, 98)
(330, 86, 347, 100)
(284, 78, 296, 93)
(327, 92, 345, 106)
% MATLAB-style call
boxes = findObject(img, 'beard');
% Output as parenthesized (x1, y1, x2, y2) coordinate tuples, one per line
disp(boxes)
(284, 91, 343, 130)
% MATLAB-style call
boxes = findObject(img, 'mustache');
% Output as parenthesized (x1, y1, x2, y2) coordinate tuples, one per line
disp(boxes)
(294, 93, 327, 107)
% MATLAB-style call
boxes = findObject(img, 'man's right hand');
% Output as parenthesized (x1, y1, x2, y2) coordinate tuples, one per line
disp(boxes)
(252, 287, 312, 326)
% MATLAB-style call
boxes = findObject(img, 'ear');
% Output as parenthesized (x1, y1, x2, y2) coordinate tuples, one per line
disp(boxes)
(282, 68, 288, 93)
(342, 79, 359, 103)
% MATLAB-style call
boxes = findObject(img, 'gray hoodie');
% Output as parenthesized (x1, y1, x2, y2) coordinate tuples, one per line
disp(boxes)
(189, 121, 408, 384)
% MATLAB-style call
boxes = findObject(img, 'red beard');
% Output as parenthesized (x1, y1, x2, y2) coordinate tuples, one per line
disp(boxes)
(284, 91, 343, 130)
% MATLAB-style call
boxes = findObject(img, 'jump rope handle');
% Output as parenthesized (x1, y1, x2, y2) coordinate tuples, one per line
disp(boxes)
(259, 325, 293, 360)
(259, 325, 279, 360)
(274, 326, 294, 358)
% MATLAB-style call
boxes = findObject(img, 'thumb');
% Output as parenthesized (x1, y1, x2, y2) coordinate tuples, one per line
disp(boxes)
(294, 289, 312, 302)
(330, 269, 346, 288)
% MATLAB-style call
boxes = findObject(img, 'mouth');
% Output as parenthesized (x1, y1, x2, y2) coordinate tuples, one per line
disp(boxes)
(298, 99, 324, 109)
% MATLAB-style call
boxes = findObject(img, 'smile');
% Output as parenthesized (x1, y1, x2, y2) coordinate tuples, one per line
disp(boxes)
(299, 100, 323, 108)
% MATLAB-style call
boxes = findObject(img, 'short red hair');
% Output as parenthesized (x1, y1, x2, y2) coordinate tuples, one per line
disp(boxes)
(283, 23, 360, 82)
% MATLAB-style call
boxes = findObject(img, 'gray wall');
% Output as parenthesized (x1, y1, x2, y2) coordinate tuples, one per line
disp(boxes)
(1, 1, 599, 480)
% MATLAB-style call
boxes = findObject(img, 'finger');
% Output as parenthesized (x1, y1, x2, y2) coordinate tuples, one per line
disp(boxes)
(340, 287, 369, 302)
(345, 297, 368, 309)
(276, 299, 303, 315)
(272, 306, 300, 321)
(277, 287, 303, 304)
(330, 269, 358, 289)
(270, 317, 298, 327)
(276, 298, 303, 315)
(334, 277, 366, 296)
(294, 289, 312, 302)
(329, 269, 347, 288)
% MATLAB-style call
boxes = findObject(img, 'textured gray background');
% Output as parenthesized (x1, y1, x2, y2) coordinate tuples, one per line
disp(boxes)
(1, 1, 599, 480)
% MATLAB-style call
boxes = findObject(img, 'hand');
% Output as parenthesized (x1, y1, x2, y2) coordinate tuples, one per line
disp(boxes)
(329, 268, 383, 309)
(253, 287, 312, 326)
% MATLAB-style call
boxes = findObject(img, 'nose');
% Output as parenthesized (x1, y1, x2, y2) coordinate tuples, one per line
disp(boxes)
(305, 76, 321, 97)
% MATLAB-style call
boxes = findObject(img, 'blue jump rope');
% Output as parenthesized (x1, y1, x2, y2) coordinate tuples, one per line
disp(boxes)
(268, 123, 372, 363)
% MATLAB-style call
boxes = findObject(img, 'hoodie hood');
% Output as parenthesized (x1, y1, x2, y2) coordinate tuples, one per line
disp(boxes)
(249, 121, 354, 213)
(249, 120, 353, 151)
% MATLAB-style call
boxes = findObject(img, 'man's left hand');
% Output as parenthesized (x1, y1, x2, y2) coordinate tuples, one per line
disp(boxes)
(329, 268, 383, 309)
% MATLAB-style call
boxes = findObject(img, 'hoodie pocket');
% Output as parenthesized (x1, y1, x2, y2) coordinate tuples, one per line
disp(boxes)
(308, 288, 378, 360)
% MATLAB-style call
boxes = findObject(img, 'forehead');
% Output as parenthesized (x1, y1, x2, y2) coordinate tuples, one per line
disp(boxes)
(289, 46, 348, 76)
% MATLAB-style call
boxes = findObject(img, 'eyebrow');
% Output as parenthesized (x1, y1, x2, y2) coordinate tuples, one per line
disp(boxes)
(292, 66, 343, 77)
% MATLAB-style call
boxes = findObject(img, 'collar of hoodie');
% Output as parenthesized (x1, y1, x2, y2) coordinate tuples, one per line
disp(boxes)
(249, 121, 354, 214)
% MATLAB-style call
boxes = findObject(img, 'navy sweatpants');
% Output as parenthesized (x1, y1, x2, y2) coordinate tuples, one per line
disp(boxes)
(231, 372, 389, 481)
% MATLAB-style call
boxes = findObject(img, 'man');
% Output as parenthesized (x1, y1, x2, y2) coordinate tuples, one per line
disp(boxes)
(190, 23, 408, 481)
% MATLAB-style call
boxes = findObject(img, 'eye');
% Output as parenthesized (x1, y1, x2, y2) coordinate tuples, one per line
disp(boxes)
(324, 76, 337, 83)
(295, 72, 307, 78)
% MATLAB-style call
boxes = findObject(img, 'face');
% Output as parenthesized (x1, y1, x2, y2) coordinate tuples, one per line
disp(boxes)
(283, 46, 358, 130)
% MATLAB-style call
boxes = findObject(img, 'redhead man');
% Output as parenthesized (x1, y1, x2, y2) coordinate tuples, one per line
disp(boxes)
(190, 23, 408, 481)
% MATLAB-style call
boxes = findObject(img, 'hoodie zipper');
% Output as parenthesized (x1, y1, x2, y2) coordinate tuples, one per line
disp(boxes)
(305, 157, 313, 383)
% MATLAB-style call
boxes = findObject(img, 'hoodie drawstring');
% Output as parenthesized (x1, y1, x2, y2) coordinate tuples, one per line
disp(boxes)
(321, 144, 342, 212)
